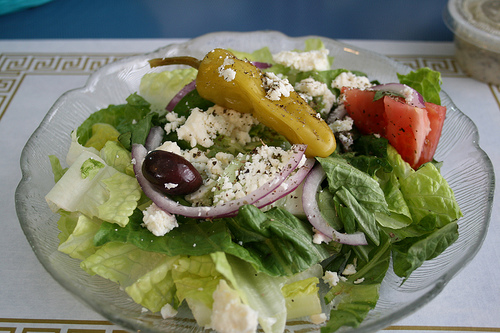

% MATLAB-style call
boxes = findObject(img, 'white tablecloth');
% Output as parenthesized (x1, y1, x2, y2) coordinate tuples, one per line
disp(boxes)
(1, 39, 498, 332)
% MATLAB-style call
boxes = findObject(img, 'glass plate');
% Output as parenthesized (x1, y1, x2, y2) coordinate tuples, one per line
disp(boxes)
(15, 31, 494, 333)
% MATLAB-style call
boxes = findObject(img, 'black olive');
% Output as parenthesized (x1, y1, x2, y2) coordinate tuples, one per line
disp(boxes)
(142, 150, 203, 196)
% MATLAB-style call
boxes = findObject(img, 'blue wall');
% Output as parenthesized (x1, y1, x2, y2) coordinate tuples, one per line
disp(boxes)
(0, 0, 453, 41)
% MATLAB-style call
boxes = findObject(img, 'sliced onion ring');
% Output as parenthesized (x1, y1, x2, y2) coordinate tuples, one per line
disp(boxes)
(302, 164, 368, 246)
(132, 143, 308, 219)
(145, 126, 165, 151)
(166, 80, 196, 111)
(371, 83, 425, 109)
(253, 158, 315, 209)
(252, 61, 272, 69)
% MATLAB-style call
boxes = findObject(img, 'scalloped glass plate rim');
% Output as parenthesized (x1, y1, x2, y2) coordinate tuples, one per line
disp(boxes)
(15, 30, 494, 333)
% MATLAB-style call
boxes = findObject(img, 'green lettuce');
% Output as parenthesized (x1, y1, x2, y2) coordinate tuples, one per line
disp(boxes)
(125, 255, 179, 313)
(81, 242, 167, 286)
(139, 68, 197, 112)
(58, 214, 102, 260)
(397, 67, 443, 105)
(76, 93, 151, 146)
(212, 253, 287, 333)
(45, 150, 141, 227)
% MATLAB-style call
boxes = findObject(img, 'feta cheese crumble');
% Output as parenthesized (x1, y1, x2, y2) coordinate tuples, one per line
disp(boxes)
(142, 203, 179, 236)
(176, 105, 259, 148)
(209, 280, 259, 333)
(322, 270, 340, 287)
(331, 71, 372, 91)
(218, 57, 236, 82)
(262, 72, 294, 101)
(160, 303, 178, 319)
(342, 263, 357, 276)
(310, 313, 327, 324)
(212, 145, 296, 206)
(295, 78, 336, 115)
(272, 49, 330, 71)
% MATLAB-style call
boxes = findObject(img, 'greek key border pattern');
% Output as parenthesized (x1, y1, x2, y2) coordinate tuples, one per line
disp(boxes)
(0, 53, 132, 121)
(1, 318, 499, 333)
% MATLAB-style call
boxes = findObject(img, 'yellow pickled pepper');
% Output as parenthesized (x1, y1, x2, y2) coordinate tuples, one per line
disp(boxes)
(149, 48, 336, 157)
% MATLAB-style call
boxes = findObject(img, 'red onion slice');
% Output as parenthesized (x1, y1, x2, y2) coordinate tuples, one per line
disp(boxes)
(252, 61, 272, 69)
(132, 143, 308, 219)
(302, 164, 368, 246)
(253, 158, 315, 209)
(166, 80, 196, 111)
(371, 83, 425, 108)
(144, 126, 165, 151)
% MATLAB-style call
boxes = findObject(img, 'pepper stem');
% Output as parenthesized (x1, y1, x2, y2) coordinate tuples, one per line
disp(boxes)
(148, 56, 201, 69)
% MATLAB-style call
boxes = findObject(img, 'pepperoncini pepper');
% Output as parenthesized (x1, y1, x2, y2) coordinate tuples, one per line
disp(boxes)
(149, 48, 336, 157)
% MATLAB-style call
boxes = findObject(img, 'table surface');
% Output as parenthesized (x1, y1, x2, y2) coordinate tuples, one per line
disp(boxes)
(1, 38, 499, 333)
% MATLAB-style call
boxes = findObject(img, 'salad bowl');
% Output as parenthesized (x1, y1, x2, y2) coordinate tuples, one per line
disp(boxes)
(15, 31, 494, 333)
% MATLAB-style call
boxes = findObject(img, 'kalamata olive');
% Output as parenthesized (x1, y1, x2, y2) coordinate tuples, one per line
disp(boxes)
(142, 150, 203, 196)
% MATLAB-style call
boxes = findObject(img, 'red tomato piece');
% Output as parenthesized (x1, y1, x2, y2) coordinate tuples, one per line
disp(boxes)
(383, 96, 430, 168)
(343, 88, 446, 169)
(415, 102, 446, 168)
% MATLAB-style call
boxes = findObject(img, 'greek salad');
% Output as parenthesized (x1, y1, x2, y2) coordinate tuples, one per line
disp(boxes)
(45, 39, 462, 333)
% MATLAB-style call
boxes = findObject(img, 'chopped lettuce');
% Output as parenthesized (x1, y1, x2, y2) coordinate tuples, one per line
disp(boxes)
(76, 93, 151, 146)
(282, 276, 322, 319)
(83, 123, 120, 150)
(125, 255, 179, 313)
(57, 214, 102, 260)
(80, 242, 167, 287)
(397, 67, 443, 105)
(139, 68, 197, 111)
(46, 150, 141, 227)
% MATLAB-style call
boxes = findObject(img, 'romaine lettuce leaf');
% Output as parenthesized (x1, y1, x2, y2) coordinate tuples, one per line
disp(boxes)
(99, 140, 134, 176)
(392, 221, 459, 279)
(58, 214, 102, 260)
(171, 254, 222, 320)
(399, 162, 462, 227)
(76, 93, 151, 146)
(125, 255, 180, 313)
(139, 68, 197, 111)
(397, 67, 443, 105)
(223, 205, 331, 276)
(212, 253, 287, 333)
(45, 150, 141, 227)
(80, 242, 167, 287)
(83, 123, 120, 150)
(282, 276, 322, 319)
(48, 155, 68, 183)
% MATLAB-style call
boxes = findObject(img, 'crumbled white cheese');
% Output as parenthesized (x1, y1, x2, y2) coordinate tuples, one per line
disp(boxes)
(262, 72, 294, 101)
(337, 132, 354, 150)
(331, 72, 372, 91)
(310, 313, 327, 325)
(212, 145, 296, 205)
(295, 78, 336, 115)
(156, 140, 182, 155)
(272, 49, 330, 71)
(218, 57, 236, 82)
(342, 263, 357, 276)
(176, 106, 258, 148)
(312, 230, 330, 244)
(164, 112, 186, 135)
(354, 278, 365, 284)
(160, 303, 178, 319)
(402, 85, 415, 104)
(142, 203, 179, 236)
(209, 280, 259, 333)
(322, 270, 340, 287)
(329, 116, 354, 133)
